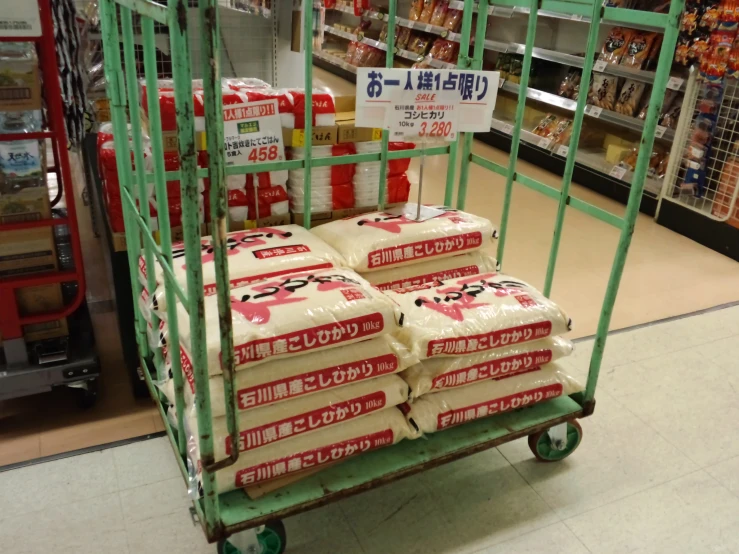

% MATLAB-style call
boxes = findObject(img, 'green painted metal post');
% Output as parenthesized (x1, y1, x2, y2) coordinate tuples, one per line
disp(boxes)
(455, 0, 489, 211)
(166, 0, 221, 534)
(199, 0, 240, 472)
(302, 1, 314, 228)
(141, 16, 187, 453)
(495, 0, 539, 269)
(542, 0, 603, 298)
(377, 0, 397, 210)
(98, 0, 149, 358)
(584, 0, 685, 403)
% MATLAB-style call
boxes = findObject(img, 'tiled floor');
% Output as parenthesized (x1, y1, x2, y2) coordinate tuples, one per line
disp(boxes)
(1, 304, 738, 554)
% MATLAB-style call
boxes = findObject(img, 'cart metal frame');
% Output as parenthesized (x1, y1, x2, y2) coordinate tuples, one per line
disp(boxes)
(98, 0, 683, 548)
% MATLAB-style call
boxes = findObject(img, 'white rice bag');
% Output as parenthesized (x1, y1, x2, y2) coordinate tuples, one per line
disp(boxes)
(404, 363, 583, 434)
(364, 252, 498, 291)
(385, 272, 572, 360)
(311, 207, 497, 272)
(400, 336, 573, 398)
(176, 268, 402, 371)
(189, 408, 415, 493)
(186, 375, 409, 460)
(138, 225, 346, 313)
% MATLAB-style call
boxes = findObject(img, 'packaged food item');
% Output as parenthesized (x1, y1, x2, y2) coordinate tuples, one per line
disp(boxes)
(614, 79, 646, 116)
(430, 0, 450, 26)
(647, 148, 667, 177)
(189, 408, 416, 493)
(674, 32, 692, 65)
(400, 336, 574, 398)
(402, 363, 583, 434)
(588, 74, 619, 111)
(397, 27, 412, 49)
(310, 207, 497, 272)
(620, 32, 659, 68)
(443, 9, 463, 31)
(636, 89, 652, 119)
(656, 153, 669, 178)
(419, 0, 438, 23)
(689, 29, 712, 62)
(644, 34, 664, 70)
(532, 114, 558, 137)
(408, 34, 432, 55)
(385, 272, 572, 360)
(700, 0, 721, 31)
(409, 0, 424, 20)
(599, 27, 634, 64)
(659, 95, 683, 128)
(557, 70, 581, 99)
(550, 118, 573, 145)
(619, 146, 639, 171)
(365, 252, 498, 291)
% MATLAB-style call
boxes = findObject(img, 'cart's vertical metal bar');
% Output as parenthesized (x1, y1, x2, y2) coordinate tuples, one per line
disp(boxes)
(455, 0, 488, 211)
(584, 0, 684, 404)
(200, 0, 239, 470)
(448, 0, 477, 208)
(495, 0, 539, 268)
(167, 0, 220, 532)
(120, 7, 164, 377)
(542, 0, 602, 298)
(98, 0, 149, 357)
(141, 16, 186, 453)
(302, 0, 314, 228)
(377, 0, 396, 210)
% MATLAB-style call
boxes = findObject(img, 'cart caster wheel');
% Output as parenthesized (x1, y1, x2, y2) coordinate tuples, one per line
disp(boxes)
(77, 378, 99, 410)
(528, 420, 582, 462)
(217, 521, 286, 554)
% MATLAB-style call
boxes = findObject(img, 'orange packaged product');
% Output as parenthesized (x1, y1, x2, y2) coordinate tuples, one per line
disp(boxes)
(397, 26, 412, 49)
(430, 0, 450, 26)
(599, 27, 635, 64)
(409, 0, 424, 20)
(419, 0, 438, 23)
(443, 9, 463, 31)
(620, 32, 659, 69)
(532, 114, 559, 137)
(408, 34, 432, 55)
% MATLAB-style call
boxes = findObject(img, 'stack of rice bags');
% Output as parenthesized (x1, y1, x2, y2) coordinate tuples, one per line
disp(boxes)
(385, 273, 581, 434)
(287, 144, 357, 213)
(311, 206, 498, 290)
(144, 225, 417, 494)
(353, 141, 415, 206)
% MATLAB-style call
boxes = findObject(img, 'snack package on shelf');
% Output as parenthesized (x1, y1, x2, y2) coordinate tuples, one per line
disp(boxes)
(532, 114, 559, 137)
(428, 39, 459, 63)
(400, 336, 574, 398)
(636, 89, 652, 119)
(614, 79, 646, 116)
(588, 74, 619, 111)
(443, 9, 463, 32)
(659, 95, 683, 128)
(138, 225, 346, 316)
(385, 272, 572, 360)
(430, 0, 450, 26)
(409, 0, 424, 20)
(311, 207, 497, 272)
(397, 27, 412, 50)
(557, 70, 582, 99)
(288, 144, 357, 212)
(419, 0, 438, 23)
(365, 252, 498, 291)
(620, 31, 659, 69)
(599, 27, 635, 64)
(401, 363, 583, 434)
(408, 34, 433, 56)
(550, 118, 573, 146)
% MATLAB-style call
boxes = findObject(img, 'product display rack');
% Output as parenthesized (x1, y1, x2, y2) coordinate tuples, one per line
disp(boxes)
(99, 0, 682, 552)
(318, 0, 687, 214)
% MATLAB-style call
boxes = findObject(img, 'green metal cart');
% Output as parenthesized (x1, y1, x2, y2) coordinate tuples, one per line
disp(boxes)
(99, 0, 683, 551)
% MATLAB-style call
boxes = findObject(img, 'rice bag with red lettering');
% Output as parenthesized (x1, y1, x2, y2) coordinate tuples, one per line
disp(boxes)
(384, 272, 572, 360)
(289, 89, 337, 129)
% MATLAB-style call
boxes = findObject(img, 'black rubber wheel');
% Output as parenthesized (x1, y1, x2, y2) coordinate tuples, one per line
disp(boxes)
(528, 420, 582, 462)
(77, 378, 99, 410)
(217, 520, 287, 554)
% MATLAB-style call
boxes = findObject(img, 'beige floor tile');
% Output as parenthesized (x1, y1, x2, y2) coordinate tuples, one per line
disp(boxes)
(479, 523, 590, 554)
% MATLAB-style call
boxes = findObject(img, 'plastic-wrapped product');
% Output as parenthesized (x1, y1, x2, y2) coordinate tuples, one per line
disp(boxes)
(188, 407, 416, 493)
(311, 207, 497, 272)
(289, 89, 336, 129)
(588, 74, 619, 111)
(365, 251, 497, 291)
(443, 9, 463, 31)
(189, 375, 410, 459)
(289, 182, 355, 212)
(403, 363, 583, 434)
(138, 225, 346, 313)
(400, 336, 574, 398)
(409, 0, 424, 20)
(430, 0, 450, 25)
(419, 0, 438, 22)
(384, 272, 572, 360)
(289, 144, 356, 184)
(599, 27, 634, 64)
(620, 32, 659, 69)
(614, 79, 646, 116)
(175, 268, 402, 370)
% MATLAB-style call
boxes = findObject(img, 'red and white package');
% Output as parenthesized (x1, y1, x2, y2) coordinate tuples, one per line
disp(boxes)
(311, 207, 497, 272)
(403, 363, 582, 434)
(138, 225, 346, 313)
(174, 268, 402, 370)
(289, 144, 356, 184)
(385, 272, 572, 360)
(365, 252, 497, 291)
(239, 88, 295, 128)
(189, 408, 415, 493)
(400, 336, 573, 398)
(288, 89, 337, 129)
(185, 375, 409, 460)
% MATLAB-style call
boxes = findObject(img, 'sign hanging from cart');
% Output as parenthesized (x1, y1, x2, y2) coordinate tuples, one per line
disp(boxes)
(355, 69, 500, 140)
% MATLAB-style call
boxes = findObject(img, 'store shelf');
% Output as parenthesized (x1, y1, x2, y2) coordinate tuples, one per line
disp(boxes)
(329, 5, 463, 42)
(499, 80, 675, 141)
(323, 25, 420, 61)
(314, 49, 357, 73)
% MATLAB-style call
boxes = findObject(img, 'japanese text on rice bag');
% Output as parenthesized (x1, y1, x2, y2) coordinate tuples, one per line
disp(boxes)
(138, 225, 346, 315)
(385, 272, 572, 360)
(311, 207, 497, 272)
(175, 268, 402, 370)
(401, 336, 574, 398)
(404, 363, 583, 434)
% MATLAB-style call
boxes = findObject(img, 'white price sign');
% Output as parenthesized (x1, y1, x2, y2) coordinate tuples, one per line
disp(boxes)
(593, 60, 607, 72)
(501, 123, 513, 134)
(667, 76, 684, 90)
(557, 145, 569, 157)
(655, 125, 667, 138)
(538, 137, 552, 149)
(223, 100, 285, 166)
(609, 165, 627, 179)
(586, 105, 603, 118)
(0, 1, 41, 36)
(356, 68, 500, 140)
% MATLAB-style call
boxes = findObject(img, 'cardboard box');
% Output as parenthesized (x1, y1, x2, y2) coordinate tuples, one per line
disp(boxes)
(0, 56, 41, 112)
(282, 126, 338, 147)
(0, 227, 57, 277)
(0, 185, 50, 222)
(226, 213, 291, 232)
(110, 223, 208, 252)
(291, 205, 378, 228)
(337, 121, 383, 144)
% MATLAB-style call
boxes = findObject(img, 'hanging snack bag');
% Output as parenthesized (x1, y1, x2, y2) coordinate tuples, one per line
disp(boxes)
(599, 27, 634, 64)
(384, 272, 572, 360)
(310, 207, 497, 272)
(620, 32, 659, 69)
(401, 336, 574, 398)
(614, 79, 646, 116)
(402, 363, 582, 434)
